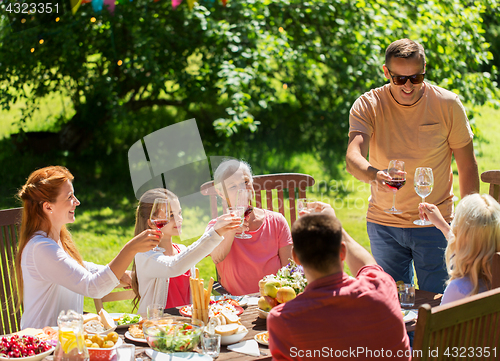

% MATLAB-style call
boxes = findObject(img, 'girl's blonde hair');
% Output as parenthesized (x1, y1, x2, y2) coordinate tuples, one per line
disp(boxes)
(131, 188, 178, 310)
(446, 193, 500, 296)
(15, 166, 84, 309)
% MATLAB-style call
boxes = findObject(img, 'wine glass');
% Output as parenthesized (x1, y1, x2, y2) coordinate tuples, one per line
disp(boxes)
(297, 198, 311, 217)
(413, 167, 434, 226)
(234, 189, 252, 239)
(384, 160, 406, 214)
(149, 198, 168, 252)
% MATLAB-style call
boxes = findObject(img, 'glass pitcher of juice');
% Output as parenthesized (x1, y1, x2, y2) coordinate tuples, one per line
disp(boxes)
(53, 310, 89, 361)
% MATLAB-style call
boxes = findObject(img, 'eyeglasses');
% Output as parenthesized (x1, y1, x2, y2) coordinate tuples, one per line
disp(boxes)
(387, 67, 425, 86)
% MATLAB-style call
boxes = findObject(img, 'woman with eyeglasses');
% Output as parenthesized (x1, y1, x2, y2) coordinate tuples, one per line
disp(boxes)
(206, 159, 293, 296)
(346, 38, 479, 294)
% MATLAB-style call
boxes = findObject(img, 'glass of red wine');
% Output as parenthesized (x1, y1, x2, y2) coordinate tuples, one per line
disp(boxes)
(150, 198, 169, 252)
(384, 160, 406, 214)
(235, 189, 253, 239)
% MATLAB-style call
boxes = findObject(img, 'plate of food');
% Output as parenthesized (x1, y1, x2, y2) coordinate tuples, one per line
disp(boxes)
(83, 310, 117, 335)
(108, 313, 141, 329)
(0, 333, 55, 361)
(401, 310, 418, 323)
(254, 331, 269, 346)
(124, 323, 147, 343)
(211, 295, 248, 307)
(179, 299, 243, 318)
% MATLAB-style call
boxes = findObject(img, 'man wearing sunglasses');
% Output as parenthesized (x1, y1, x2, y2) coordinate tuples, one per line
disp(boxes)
(345, 38, 479, 295)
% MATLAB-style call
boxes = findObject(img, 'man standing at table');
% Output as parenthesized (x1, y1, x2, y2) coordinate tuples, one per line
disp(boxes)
(346, 38, 479, 293)
(267, 203, 411, 360)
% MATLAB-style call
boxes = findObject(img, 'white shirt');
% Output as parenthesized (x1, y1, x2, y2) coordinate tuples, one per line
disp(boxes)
(135, 228, 223, 316)
(20, 232, 119, 328)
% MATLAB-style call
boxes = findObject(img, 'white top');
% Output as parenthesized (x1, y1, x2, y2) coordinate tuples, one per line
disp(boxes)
(20, 231, 119, 328)
(135, 228, 223, 316)
(441, 276, 488, 304)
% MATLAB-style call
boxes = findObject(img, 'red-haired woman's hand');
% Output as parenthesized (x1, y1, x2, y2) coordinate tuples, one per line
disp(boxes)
(128, 229, 162, 253)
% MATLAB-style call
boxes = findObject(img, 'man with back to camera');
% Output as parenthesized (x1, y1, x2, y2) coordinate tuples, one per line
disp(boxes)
(345, 38, 479, 293)
(267, 202, 411, 361)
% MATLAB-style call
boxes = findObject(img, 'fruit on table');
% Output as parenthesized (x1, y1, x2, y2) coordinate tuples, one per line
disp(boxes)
(264, 280, 281, 298)
(258, 296, 278, 311)
(276, 286, 296, 304)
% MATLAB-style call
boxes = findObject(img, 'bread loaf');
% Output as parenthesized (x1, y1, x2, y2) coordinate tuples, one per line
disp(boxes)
(214, 323, 239, 336)
(99, 309, 115, 329)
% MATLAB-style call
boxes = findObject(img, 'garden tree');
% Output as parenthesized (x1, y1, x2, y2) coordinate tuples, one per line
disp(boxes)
(0, 0, 497, 177)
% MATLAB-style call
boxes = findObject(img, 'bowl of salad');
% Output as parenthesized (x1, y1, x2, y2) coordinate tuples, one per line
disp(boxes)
(142, 317, 204, 353)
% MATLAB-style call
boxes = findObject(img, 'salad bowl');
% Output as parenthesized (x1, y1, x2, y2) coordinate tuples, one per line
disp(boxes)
(142, 317, 204, 353)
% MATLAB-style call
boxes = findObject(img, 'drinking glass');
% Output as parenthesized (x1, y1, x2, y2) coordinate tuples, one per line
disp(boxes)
(413, 167, 434, 226)
(147, 303, 164, 319)
(201, 333, 221, 358)
(297, 198, 311, 217)
(150, 198, 169, 252)
(235, 189, 252, 239)
(398, 283, 416, 307)
(384, 160, 406, 214)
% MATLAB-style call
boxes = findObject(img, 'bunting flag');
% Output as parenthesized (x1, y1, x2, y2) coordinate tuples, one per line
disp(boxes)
(82, 0, 92, 3)
(70, 0, 83, 14)
(222, 0, 227, 6)
(92, 0, 103, 12)
(104, 0, 116, 13)
(186, 0, 196, 10)
(172, 0, 182, 9)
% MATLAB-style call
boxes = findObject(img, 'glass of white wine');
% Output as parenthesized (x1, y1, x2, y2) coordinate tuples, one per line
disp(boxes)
(413, 167, 434, 226)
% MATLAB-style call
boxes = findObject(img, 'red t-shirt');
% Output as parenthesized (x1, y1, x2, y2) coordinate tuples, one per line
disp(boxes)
(267, 265, 411, 361)
(165, 244, 191, 309)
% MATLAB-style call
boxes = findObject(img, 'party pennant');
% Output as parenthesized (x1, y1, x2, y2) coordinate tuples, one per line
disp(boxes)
(70, 0, 83, 14)
(222, 0, 227, 6)
(172, 0, 182, 9)
(92, 0, 103, 12)
(186, 0, 196, 10)
(104, 0, 115, 13)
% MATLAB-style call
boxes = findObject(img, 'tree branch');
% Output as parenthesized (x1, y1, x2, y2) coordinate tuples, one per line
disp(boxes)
(125, 98, 184, 111)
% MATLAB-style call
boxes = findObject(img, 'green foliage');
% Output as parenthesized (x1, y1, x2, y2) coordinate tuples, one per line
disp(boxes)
(0, 0, 498, 177)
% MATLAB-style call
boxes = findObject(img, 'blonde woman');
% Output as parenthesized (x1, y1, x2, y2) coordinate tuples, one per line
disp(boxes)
(16, 166, 161, 328)
(207, 159, 293, 296)
(131, 188, 240, 315)
(419, 193, 500, 304)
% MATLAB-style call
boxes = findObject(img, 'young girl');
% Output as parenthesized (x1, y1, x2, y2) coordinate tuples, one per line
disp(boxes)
(131, 188, 240, 315)
(419, 193, 500, 304)
(16, 166, 161, 328)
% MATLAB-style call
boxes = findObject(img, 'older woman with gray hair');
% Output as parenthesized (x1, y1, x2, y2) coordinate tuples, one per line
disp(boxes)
(206, 159, 293, 295)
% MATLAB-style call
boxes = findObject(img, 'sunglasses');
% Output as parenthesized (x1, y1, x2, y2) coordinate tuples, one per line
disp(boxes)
(387, 67, 425, 86)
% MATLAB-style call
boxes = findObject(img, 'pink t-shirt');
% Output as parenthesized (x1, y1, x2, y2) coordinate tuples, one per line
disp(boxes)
(268, 265, 411, 361)
(206, 210, 292, 296)
(165, 244, 191, 309)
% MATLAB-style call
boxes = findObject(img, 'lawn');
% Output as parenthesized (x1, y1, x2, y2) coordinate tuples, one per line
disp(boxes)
(1, 99, 499, 313)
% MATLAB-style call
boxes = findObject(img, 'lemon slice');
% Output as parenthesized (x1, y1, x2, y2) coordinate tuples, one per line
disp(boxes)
(59, 330, 85, 354)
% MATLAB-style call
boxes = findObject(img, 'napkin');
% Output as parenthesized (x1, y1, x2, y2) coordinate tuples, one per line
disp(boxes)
(246, 296, 260, 306)
(227, 340, 260, 357)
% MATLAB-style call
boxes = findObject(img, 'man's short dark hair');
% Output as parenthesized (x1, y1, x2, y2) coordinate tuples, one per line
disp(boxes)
(291, 214, 343, 273)
(385, 38, 425, 67)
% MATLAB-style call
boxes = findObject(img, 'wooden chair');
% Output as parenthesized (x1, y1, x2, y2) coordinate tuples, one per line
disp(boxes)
(93, 282, 136, 313)
(200, 173, 316, 226)
(481, 170, 500, 202)
(413, 287, 500, 360)
(492, 252, 500, 289)
(0, 207, 23, 334)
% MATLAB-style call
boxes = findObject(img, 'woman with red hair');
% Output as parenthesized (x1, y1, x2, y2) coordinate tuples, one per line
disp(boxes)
(15, 166, 161, 328)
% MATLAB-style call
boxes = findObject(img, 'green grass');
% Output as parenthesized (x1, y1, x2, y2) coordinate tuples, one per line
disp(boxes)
(2, 93, 500, 313)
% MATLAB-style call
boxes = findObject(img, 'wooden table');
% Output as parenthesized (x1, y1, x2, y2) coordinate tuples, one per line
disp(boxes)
(120, 304, 271, 361)
(404, 289, 442, 332)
